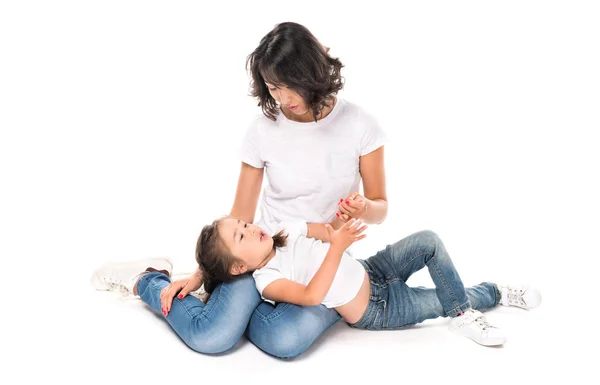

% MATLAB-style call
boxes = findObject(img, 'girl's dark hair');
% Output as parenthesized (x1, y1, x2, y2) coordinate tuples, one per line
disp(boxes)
(246, 22, 344, 121)
(195, 217, 288, 295)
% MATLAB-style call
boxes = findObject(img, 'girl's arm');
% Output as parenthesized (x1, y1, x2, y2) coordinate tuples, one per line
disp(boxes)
(263, 220, 366, 306)
(229, 162, 264, 224)
(359, 146, 388, 224)
(262, 243, 346, 306)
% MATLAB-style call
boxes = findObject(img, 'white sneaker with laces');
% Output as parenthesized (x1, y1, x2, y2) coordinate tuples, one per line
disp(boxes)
(91, 258, 173, 297)
(448, 309, 507, 346)
(499, 284, 542, 309)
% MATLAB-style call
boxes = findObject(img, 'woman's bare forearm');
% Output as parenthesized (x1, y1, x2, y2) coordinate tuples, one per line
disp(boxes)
(361, 198, 388, 224)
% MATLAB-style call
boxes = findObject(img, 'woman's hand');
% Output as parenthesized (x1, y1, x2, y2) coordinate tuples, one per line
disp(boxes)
(325, 218, 367, 251)
(160, 269, 203, 316)
(336, 192, 367, 222)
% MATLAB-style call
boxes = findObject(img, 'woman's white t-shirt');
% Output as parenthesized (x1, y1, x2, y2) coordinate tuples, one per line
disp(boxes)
(238, 98, 386, 236)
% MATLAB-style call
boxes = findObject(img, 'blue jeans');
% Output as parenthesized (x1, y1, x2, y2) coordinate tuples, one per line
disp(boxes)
(350, 230, 501, 329)
(137, 271, 340, 358)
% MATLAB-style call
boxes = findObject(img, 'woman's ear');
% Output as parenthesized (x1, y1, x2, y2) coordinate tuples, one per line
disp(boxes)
(230, 262, 247, 276)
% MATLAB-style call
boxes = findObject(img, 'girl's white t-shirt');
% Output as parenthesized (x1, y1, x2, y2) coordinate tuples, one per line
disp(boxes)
(238, 98, 386, 236)
(252, 221, 366, 308)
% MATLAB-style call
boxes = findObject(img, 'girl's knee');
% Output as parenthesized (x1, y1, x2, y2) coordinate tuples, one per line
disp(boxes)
(408, 230, 441, 254)
(414, 229, 440, 244)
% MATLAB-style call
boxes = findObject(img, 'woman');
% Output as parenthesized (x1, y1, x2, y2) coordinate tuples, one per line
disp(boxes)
(92, 21, 388, 358)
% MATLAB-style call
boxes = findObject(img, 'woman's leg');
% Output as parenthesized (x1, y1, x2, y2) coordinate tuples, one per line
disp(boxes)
(137, 272, 261, 354)
(362, 230, 499, 328)
(247, 301, 341, 359)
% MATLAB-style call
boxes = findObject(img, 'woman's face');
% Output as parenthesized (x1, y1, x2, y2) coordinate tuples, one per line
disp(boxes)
(265, 82, 311, 117)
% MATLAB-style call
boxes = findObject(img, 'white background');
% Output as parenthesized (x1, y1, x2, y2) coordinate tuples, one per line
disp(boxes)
(1, 1, 598, 384)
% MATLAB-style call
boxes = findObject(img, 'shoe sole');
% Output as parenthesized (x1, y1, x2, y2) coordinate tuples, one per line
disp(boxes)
(449, 326, 507, 347)
(473, 336, 507, 346)
(91, 257, 173, 291)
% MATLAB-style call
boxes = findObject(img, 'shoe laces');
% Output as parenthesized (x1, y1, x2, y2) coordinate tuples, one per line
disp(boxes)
(456, 310, 495, 331)
(474, 314, 492, 331)
(505, 286, 526, 307)
(102, 277, 131, 297)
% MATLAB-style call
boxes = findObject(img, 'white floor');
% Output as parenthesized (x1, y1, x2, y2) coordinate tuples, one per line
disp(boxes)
(3, 2, 598, 383)
(31, 254, 585, 385)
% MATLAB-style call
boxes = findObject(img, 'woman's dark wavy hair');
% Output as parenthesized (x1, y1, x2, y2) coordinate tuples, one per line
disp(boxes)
(195, 216, 288, 295)
(246, 22, 345, 122)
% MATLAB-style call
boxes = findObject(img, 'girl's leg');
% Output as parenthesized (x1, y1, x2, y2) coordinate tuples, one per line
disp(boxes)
(408, 282, 500, 324)
(364, 229, 473, 319)
(247, 301, 341, 359)
(137, 272, 261, 354)
(358, 231, 507, 345)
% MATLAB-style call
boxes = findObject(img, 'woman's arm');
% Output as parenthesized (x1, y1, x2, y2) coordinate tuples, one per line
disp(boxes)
(306, 216, 345, 242)
(359, 146, 388, 224)
(229, 162, 264, 224)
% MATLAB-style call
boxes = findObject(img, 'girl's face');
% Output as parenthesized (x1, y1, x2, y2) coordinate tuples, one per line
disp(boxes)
(265, 82, 311, 119)
(219, 218, 274, 274)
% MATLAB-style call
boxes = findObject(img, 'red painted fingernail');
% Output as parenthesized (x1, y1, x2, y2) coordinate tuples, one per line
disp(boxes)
(345, 200, 350, 204)
(339, 199, 343, 202)
(336, 213, 340, 217)
(178, 294, 183, 299)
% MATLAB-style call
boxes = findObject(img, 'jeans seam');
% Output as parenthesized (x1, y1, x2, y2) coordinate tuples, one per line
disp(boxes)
(395, 251, 429, 281)
(252, 302, 293, 322)
(427, 254, 464, 315)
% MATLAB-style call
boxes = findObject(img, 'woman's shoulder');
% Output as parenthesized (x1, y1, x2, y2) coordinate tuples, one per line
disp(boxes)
(337, 99, 381, 131)
(243, 113, 279, 137)
(338, 99, 377, 122)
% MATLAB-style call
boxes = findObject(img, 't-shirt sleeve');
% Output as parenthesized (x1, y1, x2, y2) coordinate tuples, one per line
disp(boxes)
(359, 111, 387, 156)
(238, 118, 265, 168)
(252, 268, 285, 296)
(276, 220, 307, 237)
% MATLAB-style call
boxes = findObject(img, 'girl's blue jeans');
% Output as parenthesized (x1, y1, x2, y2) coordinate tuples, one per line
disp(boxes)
(136, 230, 499, 358)
(349, 230, 500, 329)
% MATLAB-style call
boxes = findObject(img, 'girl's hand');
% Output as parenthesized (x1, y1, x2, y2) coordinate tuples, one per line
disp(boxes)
(160, 270, 203, 316)
(336, 192, 367, 222)
(325, 218, 367, 251)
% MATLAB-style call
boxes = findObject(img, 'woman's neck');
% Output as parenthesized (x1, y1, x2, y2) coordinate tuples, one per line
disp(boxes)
(282, 97, 336, 123)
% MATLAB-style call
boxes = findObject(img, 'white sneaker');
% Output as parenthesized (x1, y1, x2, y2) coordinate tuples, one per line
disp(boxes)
(499, 284, 542, 309)
(91, 258, 173, 296)
(448, 309, 507, 346)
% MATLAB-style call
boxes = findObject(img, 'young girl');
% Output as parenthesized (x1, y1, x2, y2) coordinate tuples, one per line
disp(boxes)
(190, 212, 542, 346)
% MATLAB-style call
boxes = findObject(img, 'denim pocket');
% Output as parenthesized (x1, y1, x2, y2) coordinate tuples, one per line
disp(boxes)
(367, 299, 387, 330)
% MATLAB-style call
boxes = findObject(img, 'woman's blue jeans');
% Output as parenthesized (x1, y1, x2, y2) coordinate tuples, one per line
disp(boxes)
(137, 272, 340, 358)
